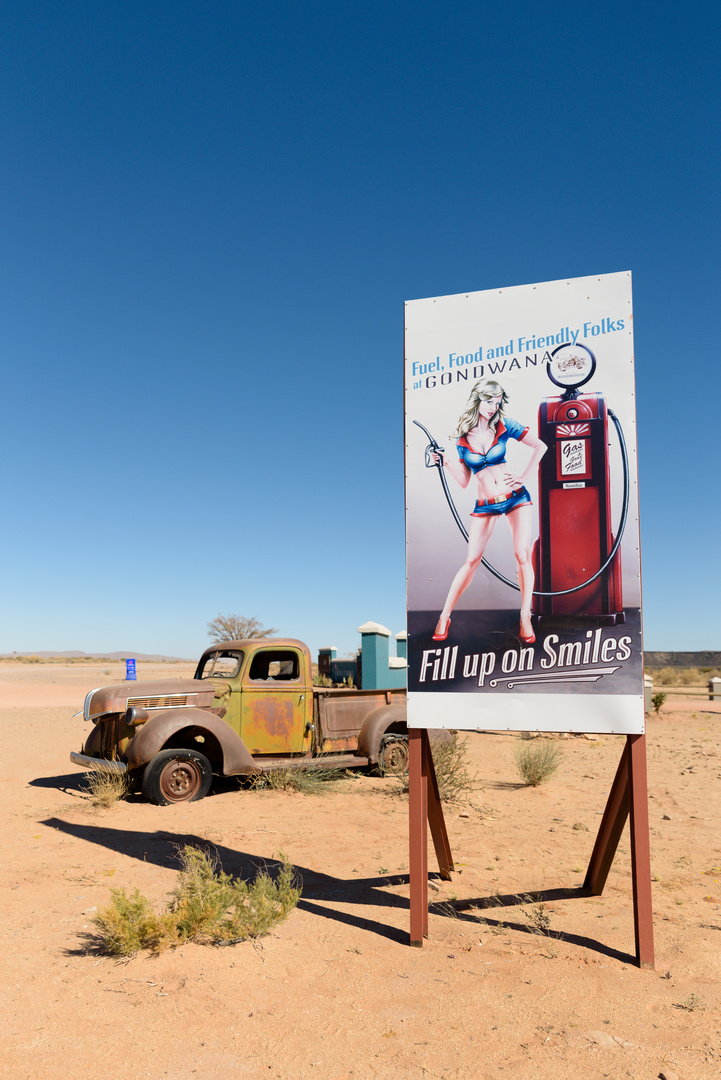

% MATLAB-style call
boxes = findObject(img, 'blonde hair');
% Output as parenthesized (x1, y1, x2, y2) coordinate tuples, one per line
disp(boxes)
(454, 379, 508, 438)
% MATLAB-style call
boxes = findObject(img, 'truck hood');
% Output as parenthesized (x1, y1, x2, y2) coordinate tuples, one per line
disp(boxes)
(82, 679, 222, 722)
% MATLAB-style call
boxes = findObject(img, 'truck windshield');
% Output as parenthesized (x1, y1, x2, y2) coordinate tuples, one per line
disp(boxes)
(197, 651, 243, 679)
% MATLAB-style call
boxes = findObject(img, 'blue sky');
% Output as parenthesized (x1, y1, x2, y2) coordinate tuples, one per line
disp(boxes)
(1, 1, 718, 659)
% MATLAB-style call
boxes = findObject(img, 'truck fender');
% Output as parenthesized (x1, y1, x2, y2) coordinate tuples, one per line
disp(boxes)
(82, 722, 102, 758)
(357, 705, 407, 763)
(125, 708, 260, 776)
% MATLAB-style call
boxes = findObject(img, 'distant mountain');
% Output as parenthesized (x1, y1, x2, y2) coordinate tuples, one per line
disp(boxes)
(644, 651, 721, 668)
(0, 650, 194, 662)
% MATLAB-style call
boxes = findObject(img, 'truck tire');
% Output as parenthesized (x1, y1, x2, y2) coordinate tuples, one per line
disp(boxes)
(142, 749, 213, 806)
(377, 734, 410, 777)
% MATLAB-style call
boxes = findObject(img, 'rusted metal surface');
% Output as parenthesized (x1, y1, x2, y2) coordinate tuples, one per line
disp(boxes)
(252, 753, 369, 771)
(195, 638, 313, 679)
(84, 679, 216, 722)
(377, 735, 410, 775)
(317, 691, 370, 735)
(241, 692, 308, 754)
(317, 732, 359, 754)
(82, 722, 102, 758)
(125, 707, 259, 775)
(317, 693, 405, 759)
(70, 751, 127, 773)
(158, 756, 204, 801)
(71, 637, 409, 798)
(356, 704, 406, 762)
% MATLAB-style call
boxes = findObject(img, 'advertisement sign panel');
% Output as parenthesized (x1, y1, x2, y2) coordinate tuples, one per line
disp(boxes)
(404, 272, 643, 733)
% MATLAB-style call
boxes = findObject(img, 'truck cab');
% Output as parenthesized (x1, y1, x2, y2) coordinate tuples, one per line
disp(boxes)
(195, 640, 314, 756)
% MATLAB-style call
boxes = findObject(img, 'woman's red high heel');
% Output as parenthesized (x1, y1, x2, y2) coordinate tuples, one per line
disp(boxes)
(518, 625, 535, 645)
(432, 617, 451, 641)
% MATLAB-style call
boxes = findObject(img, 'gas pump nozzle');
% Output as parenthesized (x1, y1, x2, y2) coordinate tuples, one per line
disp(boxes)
(413, 419, 445, 468)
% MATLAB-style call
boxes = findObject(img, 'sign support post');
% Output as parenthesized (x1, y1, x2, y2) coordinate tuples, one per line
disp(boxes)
(584, 733, 654, 967)
(409, 728, 454, 947)
(410, 729, 654, 965)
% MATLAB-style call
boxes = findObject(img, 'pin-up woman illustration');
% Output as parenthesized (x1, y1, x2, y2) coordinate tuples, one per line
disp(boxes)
(432, 379, 547, 644)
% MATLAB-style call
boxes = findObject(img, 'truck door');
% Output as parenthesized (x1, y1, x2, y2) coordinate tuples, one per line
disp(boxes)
(240, 646, 310, 754)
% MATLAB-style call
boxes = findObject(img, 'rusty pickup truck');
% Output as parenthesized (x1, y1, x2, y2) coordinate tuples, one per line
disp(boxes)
(70, 638, 408, 804)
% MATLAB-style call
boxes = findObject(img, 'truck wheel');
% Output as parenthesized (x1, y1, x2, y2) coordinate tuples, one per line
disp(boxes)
(377, 735, 409, 777)
(142, 749, 213, 806)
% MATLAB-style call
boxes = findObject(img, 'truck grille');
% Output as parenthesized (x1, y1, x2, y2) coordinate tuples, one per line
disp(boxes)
(100, 717, 119, 760)
(126, 694, 192, 709)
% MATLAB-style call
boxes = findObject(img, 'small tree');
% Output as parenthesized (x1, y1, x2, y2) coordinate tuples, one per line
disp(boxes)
(207, 614, 278, 644)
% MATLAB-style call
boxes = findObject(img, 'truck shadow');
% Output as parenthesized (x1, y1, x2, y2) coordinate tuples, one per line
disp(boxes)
(41, 816, 410, 945)
(42, 817, 637, 961)
(30, 772, 88, 794)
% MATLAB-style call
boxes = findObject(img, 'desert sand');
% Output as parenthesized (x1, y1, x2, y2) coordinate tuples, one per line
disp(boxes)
(1, 660, 719, 1079)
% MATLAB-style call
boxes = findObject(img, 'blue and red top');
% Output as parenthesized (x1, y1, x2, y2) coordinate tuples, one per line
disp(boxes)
(456, 417, 529, 474)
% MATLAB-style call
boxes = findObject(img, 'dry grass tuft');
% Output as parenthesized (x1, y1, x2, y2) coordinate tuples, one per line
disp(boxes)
(249, 766, 344, 795)
(514, 739, 563, 787)
(82, 768, 128, 809)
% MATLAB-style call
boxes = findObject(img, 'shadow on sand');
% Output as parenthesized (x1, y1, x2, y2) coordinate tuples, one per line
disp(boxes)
(42, 816, 635, 962)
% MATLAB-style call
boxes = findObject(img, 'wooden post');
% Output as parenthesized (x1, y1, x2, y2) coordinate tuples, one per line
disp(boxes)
(628, 733, 655, 968)
(584, 733, 654, 968)
(424, 730, 454, 881)
(584, 742, 629, 895)
(409, 729, 455, 945)
(409, 728, 428, 945)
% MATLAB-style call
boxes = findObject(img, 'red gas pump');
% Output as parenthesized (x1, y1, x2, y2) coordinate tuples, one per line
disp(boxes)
(532, 344, 624, 625)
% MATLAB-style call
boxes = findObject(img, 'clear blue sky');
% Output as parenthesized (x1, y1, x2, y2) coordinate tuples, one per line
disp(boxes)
(1, 1, 718, 659)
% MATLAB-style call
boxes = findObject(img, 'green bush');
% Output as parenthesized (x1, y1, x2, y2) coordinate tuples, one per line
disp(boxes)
(93, 888, 163, 956)
(514, 739, 563, 787)
(652, 691, 667, 714)
(93, 846, 300, 956)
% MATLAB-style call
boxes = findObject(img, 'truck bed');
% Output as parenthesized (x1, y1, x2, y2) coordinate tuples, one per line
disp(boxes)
(314, 687, 406, 753)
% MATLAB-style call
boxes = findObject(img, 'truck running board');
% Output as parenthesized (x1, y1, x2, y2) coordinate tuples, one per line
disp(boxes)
(252, 755, 369, 773)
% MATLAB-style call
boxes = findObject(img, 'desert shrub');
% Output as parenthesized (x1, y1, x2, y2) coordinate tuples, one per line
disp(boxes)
(82, 768, 128, 809)
(522, 900, 554, 935)
(93, 888, 163, 955)
(431, 733, 480, 803)
(93, 847, 300, 956)
(650, 666, 720, 686)
(250, 766, 344, 794)
(395, 733, 479, 804)
(514, 739, 563, 787)
(313, 673, 332, 687)
(652, 691, 667, 714)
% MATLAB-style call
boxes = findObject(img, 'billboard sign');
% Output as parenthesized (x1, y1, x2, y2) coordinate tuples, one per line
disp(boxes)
(404, 272, 643, 734)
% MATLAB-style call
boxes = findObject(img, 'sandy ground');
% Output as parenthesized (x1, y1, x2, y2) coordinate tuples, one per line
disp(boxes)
(1, 661, 720, 1080)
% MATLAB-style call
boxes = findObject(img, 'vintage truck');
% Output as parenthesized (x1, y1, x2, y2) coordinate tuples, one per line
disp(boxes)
(70, 638, 409, 804)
